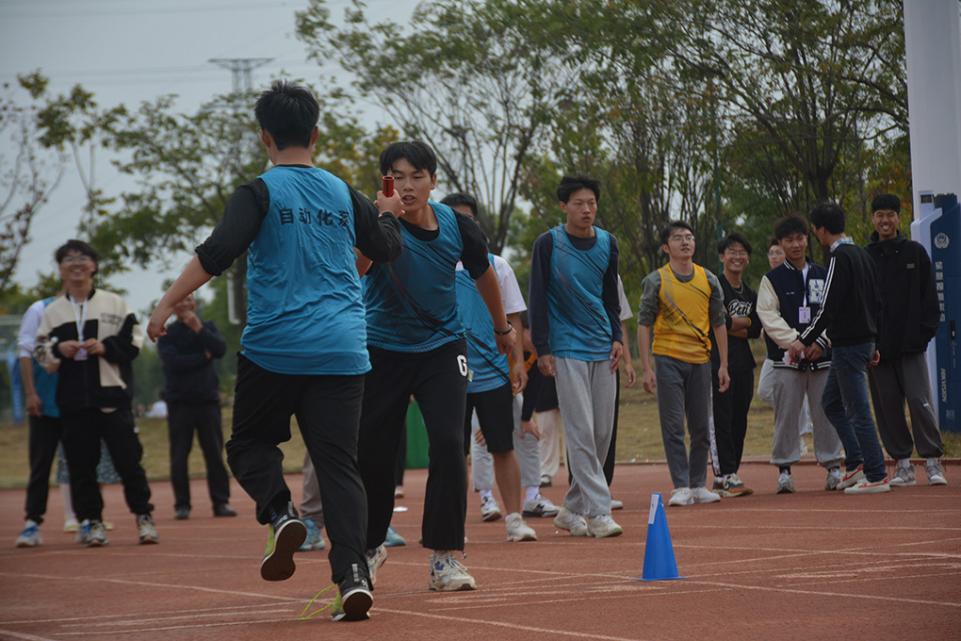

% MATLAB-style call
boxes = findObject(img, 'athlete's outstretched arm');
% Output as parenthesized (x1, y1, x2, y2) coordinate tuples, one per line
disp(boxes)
(148, 256, 213, 341)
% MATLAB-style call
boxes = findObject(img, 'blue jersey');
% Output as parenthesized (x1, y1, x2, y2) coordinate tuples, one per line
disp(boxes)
(547, 225, 613, 361)
(242, 166, 369, 375)
(364, 201, 466, 352)
(34, 298, 59, 417)
(456, 254, 509, 393)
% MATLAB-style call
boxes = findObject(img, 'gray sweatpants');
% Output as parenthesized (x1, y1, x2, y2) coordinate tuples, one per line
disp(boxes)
(555, 357, 616, 517)
(770, 367, 843, 468)
(300, 451, 325, 525)
(654, 355, 711, 489)
(868, 352, 944, 460)
(471, 394, 541, 491)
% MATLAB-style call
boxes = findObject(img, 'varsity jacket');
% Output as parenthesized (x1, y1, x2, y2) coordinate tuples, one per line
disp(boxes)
(756, 260, 831, 370)
(35, 288, 143, 412)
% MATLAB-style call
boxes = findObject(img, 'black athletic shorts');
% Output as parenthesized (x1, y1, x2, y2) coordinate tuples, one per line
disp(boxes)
(464, 383, 515, 455)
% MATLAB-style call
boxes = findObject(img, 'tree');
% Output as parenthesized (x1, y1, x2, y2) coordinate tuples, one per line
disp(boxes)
(0, 73, 66, 297)
(296, 0, 585, 252)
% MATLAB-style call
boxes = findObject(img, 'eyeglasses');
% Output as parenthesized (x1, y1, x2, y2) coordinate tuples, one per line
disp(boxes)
(61, 255, 93, 265)
(669, 234, 695, 242)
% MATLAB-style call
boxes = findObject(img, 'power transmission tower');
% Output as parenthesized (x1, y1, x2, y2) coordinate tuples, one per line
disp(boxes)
(208, 58, 273, 94)
(208, 58, 272, 326)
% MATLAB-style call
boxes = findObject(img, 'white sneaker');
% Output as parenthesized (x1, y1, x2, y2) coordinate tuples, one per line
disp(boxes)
(690, 487, 721, 504)
(668, 488, 693, 507)
(366, 544, 387, 587)
(925, 460, 948, 486)
(844, 477, 892, 495)
(63, 517, 79, 533)
(825, 467, 843, 491)
(429, 552, 476, 591)
(522, 494, 560, 517)
(890, 461, 916, 487)
(610, 498, 624, 510)
(586, 514, 623, 538)
(479, 495, 502, 522)
(552, 506, 589, 536)
(505, 513, 537, 542)
(777, 471, 796, 494)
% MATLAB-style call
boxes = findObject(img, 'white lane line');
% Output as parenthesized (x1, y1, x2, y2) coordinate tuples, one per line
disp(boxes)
(676, 524, 961, 531)
(0, 630, 62, 641)
(0, 601, 291, 625)
(686, 579, 961, 608)
(430, 588, 728, 613)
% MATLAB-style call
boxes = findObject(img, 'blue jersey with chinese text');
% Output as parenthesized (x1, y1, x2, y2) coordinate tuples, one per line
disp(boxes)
(242, 166, 369, 375)
(364, 201, 465, 352)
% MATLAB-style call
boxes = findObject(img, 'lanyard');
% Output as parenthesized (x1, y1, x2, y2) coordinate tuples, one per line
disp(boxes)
(800, 264, 809, 308)
(71, 298, 88, 341)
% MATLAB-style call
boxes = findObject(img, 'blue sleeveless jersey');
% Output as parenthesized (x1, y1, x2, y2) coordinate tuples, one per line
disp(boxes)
(364, 201, 465, 352)
(35, 297, 60, 417)
(547, 225, 613, 361)
(242, 166, 369, 375)
(456, 254, 509, 393)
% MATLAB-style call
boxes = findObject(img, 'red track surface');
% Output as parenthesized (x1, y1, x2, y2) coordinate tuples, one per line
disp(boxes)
(1, 463, 959, 641)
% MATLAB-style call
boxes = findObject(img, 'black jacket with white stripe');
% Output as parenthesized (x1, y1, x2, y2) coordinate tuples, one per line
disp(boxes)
(799, 239, 880, 348)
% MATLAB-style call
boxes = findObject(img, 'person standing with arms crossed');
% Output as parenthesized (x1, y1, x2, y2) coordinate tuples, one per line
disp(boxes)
(157, 292, 236, 520)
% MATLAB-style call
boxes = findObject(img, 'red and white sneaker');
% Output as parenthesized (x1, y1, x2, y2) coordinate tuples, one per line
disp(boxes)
(836, 465, 865, 490)
(843, 477, 891, 495)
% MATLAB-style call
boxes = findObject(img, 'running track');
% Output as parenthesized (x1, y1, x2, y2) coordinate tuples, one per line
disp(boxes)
(1, 463, 959, 641)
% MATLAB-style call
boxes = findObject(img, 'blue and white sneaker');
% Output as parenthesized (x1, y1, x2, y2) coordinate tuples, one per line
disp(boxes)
(299, 518, 326, 551)
(16, 520, 41, 548)
(384, 526, 407, 548)
(77, 519, 108, 547)
(429, 551, 476, 591)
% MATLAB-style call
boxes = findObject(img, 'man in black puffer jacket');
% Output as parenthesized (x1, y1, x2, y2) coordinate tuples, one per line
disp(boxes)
(865, 193, 946, 487)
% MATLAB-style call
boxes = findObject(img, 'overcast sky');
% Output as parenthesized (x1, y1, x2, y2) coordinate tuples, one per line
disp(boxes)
(1, 0, 417, 316)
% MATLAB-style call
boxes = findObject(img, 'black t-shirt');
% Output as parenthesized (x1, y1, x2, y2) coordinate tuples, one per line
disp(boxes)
(711, 273, 761, 372)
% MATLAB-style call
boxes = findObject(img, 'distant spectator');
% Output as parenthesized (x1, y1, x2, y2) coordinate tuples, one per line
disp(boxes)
(145, 394, 168, 419)
(35, 239, 157, 546)
(158, 292, 235, 519)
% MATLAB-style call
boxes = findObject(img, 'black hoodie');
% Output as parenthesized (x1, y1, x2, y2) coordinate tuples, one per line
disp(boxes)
(866, 231, 940, 361)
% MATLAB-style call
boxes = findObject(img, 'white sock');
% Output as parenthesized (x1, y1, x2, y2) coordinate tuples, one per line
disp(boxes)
(524, 486, 539, 503)
(926, 457, 941, 466)
(25, 518, 39, 528)
(897, 458, 911, 469)
(479, 490, 494, 502)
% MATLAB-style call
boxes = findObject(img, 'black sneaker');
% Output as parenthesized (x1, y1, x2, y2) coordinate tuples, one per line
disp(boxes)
(260, 503, 306, 582)
(332, 562, 373, 621)
(213, 503, 237, 518)
(174, 507, 190, 520)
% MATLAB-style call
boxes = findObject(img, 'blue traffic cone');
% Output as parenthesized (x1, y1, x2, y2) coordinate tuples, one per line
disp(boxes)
(640, 493, 683, 581)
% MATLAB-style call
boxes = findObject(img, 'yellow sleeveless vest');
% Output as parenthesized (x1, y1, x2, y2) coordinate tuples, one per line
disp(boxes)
(652, 264, 713, 364)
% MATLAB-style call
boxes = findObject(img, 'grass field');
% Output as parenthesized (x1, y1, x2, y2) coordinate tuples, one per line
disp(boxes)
(1, 382, 958, 489)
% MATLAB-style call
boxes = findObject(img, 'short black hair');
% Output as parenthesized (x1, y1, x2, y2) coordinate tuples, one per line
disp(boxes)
(768, 236, 781, 249)
(440, 193, 479, 218)
(55, 239, 99, 275)
(254, 81, 319, 151)
(717, 231, 752, 256)
(659, 220, 694, 245)
(773, 215, 809, 240)
(871, 193, 901, 214)
(557, 175, 601, 203)
(809, 202, 845, 234)
(380, 141, 437, 175)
